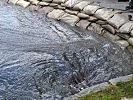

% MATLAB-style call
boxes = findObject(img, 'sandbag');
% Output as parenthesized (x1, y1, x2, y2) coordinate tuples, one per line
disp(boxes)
(77, 13, 89, 18)
(95, 8, 119, 20)
(47, 9, 65, 20)
(116, 33, 130, 40)
(8, 0, 19, 4)
(65, 9, 79, 15)
(83, 5, 102, 15)
(116, 40, 129, 48)
(42, 0, 52, 3)
(16, 0, 30, 8)
(127, 46, 133, 53)
(88, 16, 98, 22)
(65, 0, 82, 8)
(108, 14, 129, 29)
(128, 37, 133, 46)
(102, 24, 115, 34)
(57, 5, 66, 10)
(49, 3, 58, 7)
(87, 23, 103, 35)
(38, 6, 54, 15)
(38, 2, 49, 6)
(103, 32, 121, 41)
(131, 30, 133, 37)
(52, 0, 66, 4)
(28, 0, 39, 5)
(27, 5, 40, 11)
(119, 21, 133, 33)
(76, 20, 91, 29)
(96, 20, 107, 25)
(59, 13, 80, 26)
(73, 1, 91, 10)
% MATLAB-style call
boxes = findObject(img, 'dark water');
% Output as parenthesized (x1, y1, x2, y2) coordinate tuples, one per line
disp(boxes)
(0, 1, 132, 100)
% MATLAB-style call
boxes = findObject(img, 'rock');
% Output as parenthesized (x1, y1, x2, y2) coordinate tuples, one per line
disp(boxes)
(65, 0, 82, 8)
(8, 0, 19, 4)
(38, 2, 49, 6)
(109, 74, 133, 85)
(59, 13, 80, 26)
(27, 5, 40, 11)
(73, 1, 92, 10)
(95, 8, 119, 20)
(47, 9, 65, 20)
(127, 46, 133, 53)
(16, 0, 30, 8)
(102, 24, 115, 34)
(119, 21, 133, 33)
(77, 13, 89, 19)
(65, 9, 79, 15)
(108, 14, 129, 29)
(83, 5, 102, 15)
(116, 40, 129, 48)
(128, 37, 133, 46)
(76, 20, 91, 29)
(103, 32, 121, 41)
(28, 0, 39, 5)
(38, 6, 54, 15)
(52, 0, 66, 4)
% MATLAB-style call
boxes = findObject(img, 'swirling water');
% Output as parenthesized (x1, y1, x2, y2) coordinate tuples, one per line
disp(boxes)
(0, 1, 132, 100)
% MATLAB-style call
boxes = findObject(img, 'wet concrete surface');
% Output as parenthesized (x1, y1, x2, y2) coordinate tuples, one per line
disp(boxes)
(0, 1, 133, 100)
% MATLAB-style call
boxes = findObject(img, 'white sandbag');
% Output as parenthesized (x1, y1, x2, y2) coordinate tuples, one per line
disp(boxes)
(116, 33, 130, 40)
(38, 6, 54, 15)
(42, 0, 52, 3)
(49, 3, 58, 7)
(73, 1, 91, 10)
(16, 0, 30, 8)
(102, 24, 115, 34)
(59, 13, 80, 26)
(65, 9, 79, 15)
(8, 0, 19, 4)
(131, 30, 133, 37)
(116, 40, 129, 47)
(83, 5, 102, 15)
(88, 16, 98, 22)
(87, 23, 103, 35)
(65, 0, 82, 8)
(76, 20, 91, 29)
(38, 2, 49, 6)
(128, 37, 133, 46)
(108, 14, 129, 29)
(96, 20, 107, 25)
(119, 21, 133, 33)
(103, 32, 121, 41)
(52, 0, 66, 4)
(77, 13, 89, 18)
(47, 9, 65, 20)
(95, 8, 119, 20)
(28, 0, 39, 5)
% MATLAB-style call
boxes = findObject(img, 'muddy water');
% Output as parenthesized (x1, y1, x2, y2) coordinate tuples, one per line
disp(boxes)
(0, 1, 132, 100)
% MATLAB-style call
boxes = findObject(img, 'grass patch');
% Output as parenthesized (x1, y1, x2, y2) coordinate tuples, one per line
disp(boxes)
(80, 80, 133, 100)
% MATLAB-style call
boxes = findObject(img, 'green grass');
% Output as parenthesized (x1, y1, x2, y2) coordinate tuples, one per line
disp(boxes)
(79, 80, 133, 100)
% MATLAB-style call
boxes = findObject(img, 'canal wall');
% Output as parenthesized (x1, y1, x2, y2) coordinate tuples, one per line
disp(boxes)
(7, 0, 133, 53)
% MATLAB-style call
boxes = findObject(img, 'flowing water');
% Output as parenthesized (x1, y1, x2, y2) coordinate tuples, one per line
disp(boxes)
(0, 1, 132, 100)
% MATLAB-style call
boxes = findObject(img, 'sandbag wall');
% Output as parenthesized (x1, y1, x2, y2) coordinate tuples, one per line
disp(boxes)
(8, 0, 133, 53)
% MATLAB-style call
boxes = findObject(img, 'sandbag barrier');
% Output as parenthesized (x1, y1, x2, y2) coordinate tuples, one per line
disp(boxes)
(8, 0, 133, 53)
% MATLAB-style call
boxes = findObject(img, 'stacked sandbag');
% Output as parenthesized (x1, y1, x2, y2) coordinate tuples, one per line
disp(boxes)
(7, 0, 133, 53)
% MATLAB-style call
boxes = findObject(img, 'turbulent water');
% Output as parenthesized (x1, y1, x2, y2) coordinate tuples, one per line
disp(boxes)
(0, 1, 132, 100)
